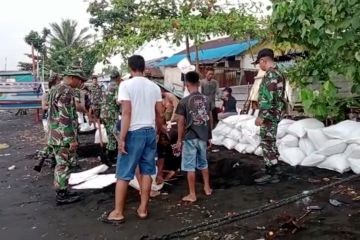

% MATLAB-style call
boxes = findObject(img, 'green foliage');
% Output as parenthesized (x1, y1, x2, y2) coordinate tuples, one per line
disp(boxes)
(271, 0, 360, 120)
(87, 0, 265, 59)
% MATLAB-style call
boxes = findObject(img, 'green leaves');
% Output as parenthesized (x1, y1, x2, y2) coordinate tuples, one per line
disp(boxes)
(314, 18, 325, 29)
(355, 52, 360, 62)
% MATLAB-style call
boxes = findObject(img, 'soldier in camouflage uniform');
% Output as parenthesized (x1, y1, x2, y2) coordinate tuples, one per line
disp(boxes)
(100, 70, 121, 163)
(89, 76, 103, 119)
(253, 48, 285, 185)
(47, 67, 87, 205)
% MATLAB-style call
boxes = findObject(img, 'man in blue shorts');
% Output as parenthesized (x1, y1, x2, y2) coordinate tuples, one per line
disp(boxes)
(101, 55, 164, 224)
(176, 71, 213, 203)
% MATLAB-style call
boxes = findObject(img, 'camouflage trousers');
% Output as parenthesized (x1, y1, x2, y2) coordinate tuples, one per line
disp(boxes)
(103, 119, 117, 151)
(38, 145, 54, 159)
(51, 145, 77, 190)
(260, 119, 280, 167)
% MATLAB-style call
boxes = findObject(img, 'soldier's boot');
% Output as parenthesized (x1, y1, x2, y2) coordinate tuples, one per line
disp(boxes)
(56, 190, 82, 205)
(254, 165, 280, 185)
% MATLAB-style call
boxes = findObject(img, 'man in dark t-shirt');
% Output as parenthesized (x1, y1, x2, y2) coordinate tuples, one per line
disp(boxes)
(175, 71, 213, 203)
(218, 87, 238, 120)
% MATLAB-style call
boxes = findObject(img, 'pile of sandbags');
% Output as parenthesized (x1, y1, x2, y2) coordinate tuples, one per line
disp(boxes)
(212, 116, 360, 174)
(212, 115, 263, 156)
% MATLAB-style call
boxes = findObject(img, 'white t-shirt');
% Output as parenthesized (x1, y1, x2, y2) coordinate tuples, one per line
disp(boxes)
(118, 76, 162, 131)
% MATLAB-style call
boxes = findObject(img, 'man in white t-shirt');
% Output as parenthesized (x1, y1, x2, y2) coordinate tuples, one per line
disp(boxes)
(100, 55, 164, 224)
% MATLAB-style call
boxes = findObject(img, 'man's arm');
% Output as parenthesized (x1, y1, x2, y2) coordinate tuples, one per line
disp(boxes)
(155, 101, 166, 133)
(177, 115, 185, 143)
(58, 92, 77, 147)
(170, 95, 179, 122)
(120, 100, 131, 142)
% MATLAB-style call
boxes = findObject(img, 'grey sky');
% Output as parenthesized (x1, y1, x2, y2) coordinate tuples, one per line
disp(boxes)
(0, 0, 271, 73)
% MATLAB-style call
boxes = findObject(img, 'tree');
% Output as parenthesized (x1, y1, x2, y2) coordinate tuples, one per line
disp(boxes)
(271, 0, 360, 121)
(87, 0, 265, 64)
(49, 19, 92, 49)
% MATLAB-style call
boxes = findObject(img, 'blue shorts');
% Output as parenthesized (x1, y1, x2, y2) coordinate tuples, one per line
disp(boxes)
(116, 128, 157, 181)
(181, 139, 208, 172)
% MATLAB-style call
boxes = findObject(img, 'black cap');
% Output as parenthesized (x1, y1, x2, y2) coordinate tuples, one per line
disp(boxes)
(223, 87, 232, 94)
(252, 48, 274, 64)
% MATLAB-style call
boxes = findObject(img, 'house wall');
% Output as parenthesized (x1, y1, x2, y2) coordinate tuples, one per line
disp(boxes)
(163, 67, 183, 91)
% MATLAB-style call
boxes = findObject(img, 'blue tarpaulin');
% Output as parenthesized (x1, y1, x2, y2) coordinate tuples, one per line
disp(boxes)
(157, 40, 259, 67)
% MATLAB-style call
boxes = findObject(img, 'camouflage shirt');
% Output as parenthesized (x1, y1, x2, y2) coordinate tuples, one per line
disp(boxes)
(100, 81, 120, 121)
(47, 83, 78, 146)
(89, 83, 103, 109)
(258, 65, 286, 121)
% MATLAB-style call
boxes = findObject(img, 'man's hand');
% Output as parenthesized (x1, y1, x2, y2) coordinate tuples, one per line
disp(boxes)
(69, 142, 79, 151)
(255, 117, 264, 126)
(118, 140, 127, 154)
(208, 140, 212, 150)
(175, 140, 182, 152)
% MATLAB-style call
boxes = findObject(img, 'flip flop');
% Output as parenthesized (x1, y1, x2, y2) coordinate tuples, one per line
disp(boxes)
(136, 209, 148, 220)
(98, 212, 125, 225)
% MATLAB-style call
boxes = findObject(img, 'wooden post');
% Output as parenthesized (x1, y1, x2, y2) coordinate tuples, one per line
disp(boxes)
(195, 45, 200, 72)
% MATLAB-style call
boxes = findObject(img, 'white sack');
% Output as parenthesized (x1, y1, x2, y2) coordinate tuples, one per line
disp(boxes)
(299, 137, 316, 156)
(234, 143, 247, 153)
(212, 121, 227, 136)
(348, 157, 360, 174)
(223, 138, 238, 150)
(254, 146, 263, 156)
(129, 175, 164, 192)
(279, 147, 306, 166)
(223, 115, 251, 126)
(307, 128, 330, 150)
(245, 144, 257, 154)
(301, 154, 326, 167)
(280, 134, 299, 148)
(211, 135, 225, 146)
(344, 144, 360, 158)
(72, 174, 116, 190)
(317, 154, 350, 174)
(323, 120, 360, 139)
(317, 140, 347, 156)
(346, 138, 360, 145)
(95, 124, 108, 144)
(277, 119, 296, 139)
(287, 118, 324, 138)
(228, 129, 242, 141)
(69, 164, 109, 185)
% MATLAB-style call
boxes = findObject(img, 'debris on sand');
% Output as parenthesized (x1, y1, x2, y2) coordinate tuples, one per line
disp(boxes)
(0, 143, 9, 149)
(329, 199, 343, 207)
(8, 165, 16, 171)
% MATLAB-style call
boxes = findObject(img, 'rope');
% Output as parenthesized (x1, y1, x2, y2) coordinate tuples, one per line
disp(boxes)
(147, 174, 360, 240)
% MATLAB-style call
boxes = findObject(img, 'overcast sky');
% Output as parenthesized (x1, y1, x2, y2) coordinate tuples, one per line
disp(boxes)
(0, 0, 270, 73)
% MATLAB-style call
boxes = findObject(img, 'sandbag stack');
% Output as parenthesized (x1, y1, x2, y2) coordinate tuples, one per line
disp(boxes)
(212, 115, 360, 174)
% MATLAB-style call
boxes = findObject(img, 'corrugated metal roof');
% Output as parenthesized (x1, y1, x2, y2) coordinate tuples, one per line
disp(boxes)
(0, 71, 32, 76)
(157, 39, 259, 67)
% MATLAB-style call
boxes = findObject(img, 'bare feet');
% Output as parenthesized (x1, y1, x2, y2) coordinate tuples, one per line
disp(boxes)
(204, 187, 213, 196)
(156, 175, 164, 185)
(107, 210, 125, 221)
(139, 190, 161, 198)
(164, 171, 176, 181)
(136, 208, 148, 219)
(182, 194, 197, 203)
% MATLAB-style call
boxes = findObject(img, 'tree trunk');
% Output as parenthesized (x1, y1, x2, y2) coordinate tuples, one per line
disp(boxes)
(195, 44, 200, 72)
(185, 35, 191, 63)
(31, 44, 36, 80)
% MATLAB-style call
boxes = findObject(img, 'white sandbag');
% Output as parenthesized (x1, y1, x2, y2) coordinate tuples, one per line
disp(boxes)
(245, 144, 257, 154)
(234, 143, 247, 153)
(277, 119, 296, 139)
(72, 174, 116, 190)
(287, 118, 324, 138)
(348, 157, 360, 174)
(317, 140, 347, 156)
(299, 137, 316, 156)
(323, 120, 360, 139)
(95, 124, 108, 144)
(212, 121, 227, 136)
(211, 135, 224, 146)
(346, 138, 360, 145)
(254, 146, 263, 156)
(224, 115, 253, 128)
(344, 144, 360, 158)
(69, 164, 109, 185)
(241, 118, 260, 135)
(317, 154, 350, 173)
(300, 154, 326, 167)
(280, 134, 299, 147)
(279, 147, 306, 166)
(228, 128, 242, 141)
(129, 175, 164, 192)
(223, 138, 238, 150)
(238, 137, 249, 144)
(307, 128, 330, 150)
(247, 135, 260, 149)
